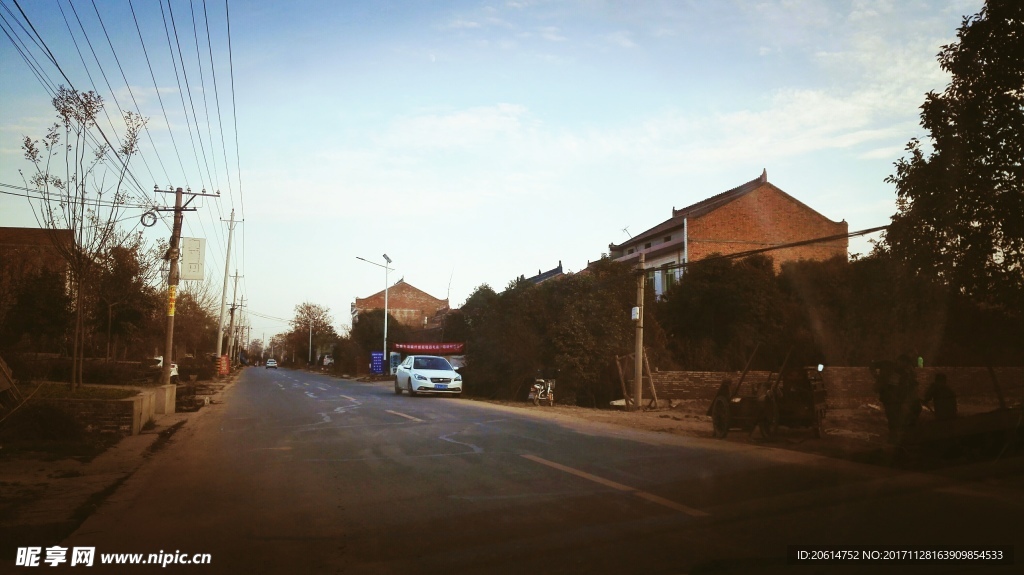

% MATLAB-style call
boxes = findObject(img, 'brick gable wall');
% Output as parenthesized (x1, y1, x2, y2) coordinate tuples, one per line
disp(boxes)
(353, 282, 448, 329)
(687, 184, 847, 269)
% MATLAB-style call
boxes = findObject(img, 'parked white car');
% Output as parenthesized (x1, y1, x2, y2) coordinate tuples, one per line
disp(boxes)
(395, 355, 462, 397)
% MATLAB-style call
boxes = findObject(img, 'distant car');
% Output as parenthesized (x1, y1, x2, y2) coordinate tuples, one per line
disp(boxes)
(395, 355, 462, 397)
(265, 359, 278, 369)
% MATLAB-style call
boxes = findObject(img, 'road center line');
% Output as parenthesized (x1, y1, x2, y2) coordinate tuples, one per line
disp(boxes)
(385, 410, 424, 422)
(521, 454, 709, 517)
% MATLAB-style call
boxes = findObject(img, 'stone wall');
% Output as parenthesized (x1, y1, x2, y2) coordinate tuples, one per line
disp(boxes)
(651, 367, 1024, 410)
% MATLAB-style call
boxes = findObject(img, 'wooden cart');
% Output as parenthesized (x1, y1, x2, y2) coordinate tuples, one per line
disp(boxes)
(708, 346, 827, 439)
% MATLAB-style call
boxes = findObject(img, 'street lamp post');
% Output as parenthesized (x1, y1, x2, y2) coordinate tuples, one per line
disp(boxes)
(356, 254, 394, 374)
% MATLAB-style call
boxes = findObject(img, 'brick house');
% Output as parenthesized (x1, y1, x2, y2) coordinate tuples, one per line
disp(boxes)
(351, 280, 450, 330)
(606, 171, 848, 296)
(0, 227, 74, 322)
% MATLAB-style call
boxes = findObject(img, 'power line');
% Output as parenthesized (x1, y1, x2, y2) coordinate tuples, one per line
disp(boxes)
(90, 0, 173, 189)
(225, 0, 246, 277)
(0, 3, 57, 94)
(165, 0, 215, 192)
(9, 0, 150, 207)
(1, 182, 156, 209)
(58, 0, 158, 206)
(189, 0, 221, 196)
(248, 310, 293, 324)
(128, 0, 192, 190)
(203, 0, 235, 213)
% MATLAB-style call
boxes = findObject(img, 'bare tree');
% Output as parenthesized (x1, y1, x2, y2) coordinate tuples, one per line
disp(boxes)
(289, 302, 337, 365)
(21, 86, 146, 389)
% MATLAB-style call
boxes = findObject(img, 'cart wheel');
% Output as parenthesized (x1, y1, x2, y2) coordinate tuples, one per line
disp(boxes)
(760, 396, 779, 440)
(711, 396, 730, 438)
(532, 395, 540, 406)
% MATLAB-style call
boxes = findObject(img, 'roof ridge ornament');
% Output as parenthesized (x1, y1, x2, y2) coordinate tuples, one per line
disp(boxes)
(760, 168, 767, 183)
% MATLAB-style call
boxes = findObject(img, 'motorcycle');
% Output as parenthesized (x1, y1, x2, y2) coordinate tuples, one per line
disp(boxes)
(528, 378, 555, 406)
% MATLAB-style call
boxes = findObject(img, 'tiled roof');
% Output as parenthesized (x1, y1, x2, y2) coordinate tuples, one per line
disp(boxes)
(525, 261, 563, 284)
(672, 170, 768, 219)
(609, 170, 773, 251)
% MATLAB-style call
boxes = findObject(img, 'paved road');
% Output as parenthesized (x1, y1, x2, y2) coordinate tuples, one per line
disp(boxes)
(63, 367, 1022, 574)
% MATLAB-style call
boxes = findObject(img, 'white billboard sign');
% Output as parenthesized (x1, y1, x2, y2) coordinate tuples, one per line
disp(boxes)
(180, 237, 206, 281)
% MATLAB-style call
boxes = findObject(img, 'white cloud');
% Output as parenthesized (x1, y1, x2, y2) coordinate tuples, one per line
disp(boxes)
(448, 19, 481, 29)
(538, 26, 566, 42)
(381, 103, 535, 149)
(606, 31, 635, 48)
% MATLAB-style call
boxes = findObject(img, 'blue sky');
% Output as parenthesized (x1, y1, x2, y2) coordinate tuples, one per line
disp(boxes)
(0, 0, 982, 339)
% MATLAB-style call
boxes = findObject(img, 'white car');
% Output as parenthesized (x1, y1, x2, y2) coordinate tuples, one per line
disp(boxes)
(265, 359, 278, 369)
(395, 355, 462, 397)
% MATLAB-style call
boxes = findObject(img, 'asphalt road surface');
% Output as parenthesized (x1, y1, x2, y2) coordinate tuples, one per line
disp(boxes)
(62, 367, 1022, 574)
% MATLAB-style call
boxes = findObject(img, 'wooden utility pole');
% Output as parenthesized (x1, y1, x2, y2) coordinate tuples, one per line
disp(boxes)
(155, 187, 218, 385)
(632, 253, 645, 412)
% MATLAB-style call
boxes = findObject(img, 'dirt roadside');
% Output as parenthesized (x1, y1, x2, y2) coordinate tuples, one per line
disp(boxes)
(346, 371, 1022, 469)
(0, 375, 239, 560)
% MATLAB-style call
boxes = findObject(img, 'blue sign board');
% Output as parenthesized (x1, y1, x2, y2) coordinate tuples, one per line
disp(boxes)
(370, 351, 385, 375)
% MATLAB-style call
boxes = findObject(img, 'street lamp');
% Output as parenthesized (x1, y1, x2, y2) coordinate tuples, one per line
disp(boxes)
(356, 254, 395, 374)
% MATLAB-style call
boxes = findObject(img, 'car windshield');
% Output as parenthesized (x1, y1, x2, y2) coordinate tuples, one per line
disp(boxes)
(413, 357, 452, 371)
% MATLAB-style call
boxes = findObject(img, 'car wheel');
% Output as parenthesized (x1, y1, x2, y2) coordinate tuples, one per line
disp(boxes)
(394, 380, 402, 395)
(408, 380, 418, 397)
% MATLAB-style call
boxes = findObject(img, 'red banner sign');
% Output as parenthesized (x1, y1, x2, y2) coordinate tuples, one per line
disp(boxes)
(393, 342, 465, 354)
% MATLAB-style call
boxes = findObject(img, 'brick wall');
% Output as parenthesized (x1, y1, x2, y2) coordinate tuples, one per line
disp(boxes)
(353, 281, 448, 328)
(651, 367, 1024, 410)
(688, 184, 847, 269)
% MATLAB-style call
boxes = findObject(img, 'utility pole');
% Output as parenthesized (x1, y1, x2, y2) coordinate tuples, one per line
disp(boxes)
(632, 253, 645, 412)
(155, 186, 218, 386)
(216, 210, 238, 358)
(227, 271, 241, 367)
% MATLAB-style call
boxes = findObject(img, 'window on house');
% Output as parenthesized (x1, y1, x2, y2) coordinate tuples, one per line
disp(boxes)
(644, 242, 651, 249)
(627, 248, 634, 255)
(663, 263, 676, 293)
(664, 235, 672, 242)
